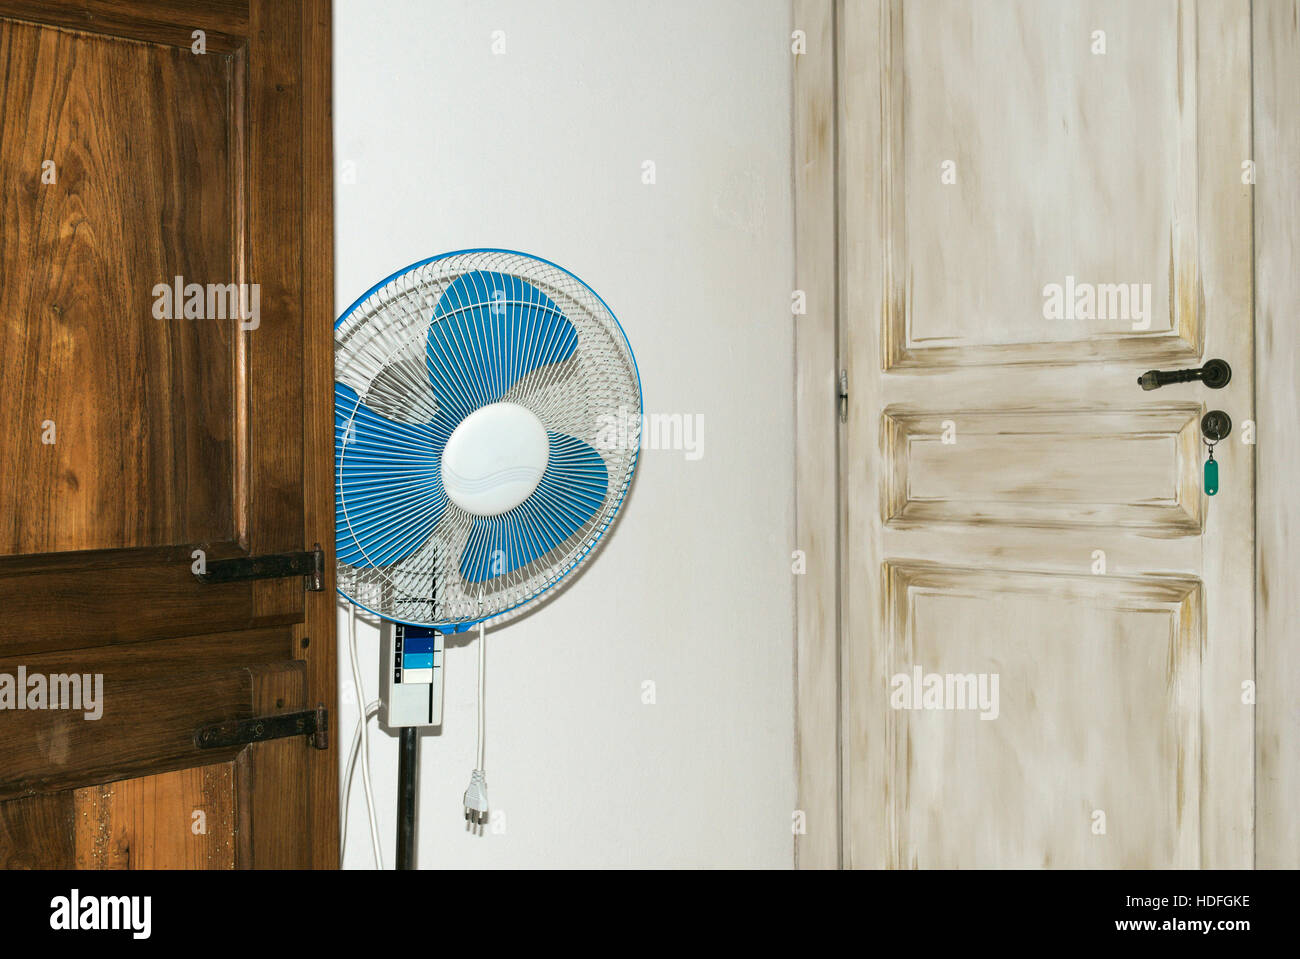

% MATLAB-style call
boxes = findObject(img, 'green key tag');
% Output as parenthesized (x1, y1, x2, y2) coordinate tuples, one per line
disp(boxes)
(1204, 452, 1219, 496)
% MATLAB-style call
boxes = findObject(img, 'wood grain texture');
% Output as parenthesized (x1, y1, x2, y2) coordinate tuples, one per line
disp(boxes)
(0, 623, 291, 803)
(839, 0, 1253, 868)
(0, 625, 290, 678)
(883, 563, 1202, 868)
(0, 661, 250, 803)
(0, 544, 300, 655)
(74, 763, 236, 868)
(246, 0, 304, 566)
(234, 662, 309, 868)
(0, 16, 235, 556)
(1191, 0, 1253, 870)
(0, 0, 248, 51)
(0, 0, 335, 870)
(792, 0, 839, 871)
(838, 0, 890, 871)
(0, 792, 75, 868)
(1253, 0, 1300, 870)
(296, 0, 339, 870)
(882, 405, 1204, 534)
(879, 0, 1202, 369)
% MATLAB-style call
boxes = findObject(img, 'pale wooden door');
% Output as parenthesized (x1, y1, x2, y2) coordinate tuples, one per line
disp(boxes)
(840, 0, 1253, 868)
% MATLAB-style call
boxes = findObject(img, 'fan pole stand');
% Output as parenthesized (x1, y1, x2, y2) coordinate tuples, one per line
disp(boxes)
(396, 727, 418, 869)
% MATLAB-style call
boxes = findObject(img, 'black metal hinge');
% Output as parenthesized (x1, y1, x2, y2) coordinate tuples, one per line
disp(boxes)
(838, 369, 848, 423)
(195, 544, 324, 591)
(195, 704, 329, 750)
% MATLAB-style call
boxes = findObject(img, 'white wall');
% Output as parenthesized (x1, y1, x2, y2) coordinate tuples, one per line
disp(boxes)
(334, 0, 795, 867)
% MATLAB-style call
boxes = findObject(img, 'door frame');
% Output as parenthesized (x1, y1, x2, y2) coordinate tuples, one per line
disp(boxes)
(1251, 0, 1300, 871)
(792, 0, 1299, 870)
(298, 0, 338, 871)
(792, 0, 839, 870)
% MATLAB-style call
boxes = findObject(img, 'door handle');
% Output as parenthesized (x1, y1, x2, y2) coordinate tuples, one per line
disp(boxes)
(1137, 358, 1231, 391)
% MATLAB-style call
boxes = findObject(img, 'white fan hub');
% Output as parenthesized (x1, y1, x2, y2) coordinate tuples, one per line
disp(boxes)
(441, 402, 549, 516)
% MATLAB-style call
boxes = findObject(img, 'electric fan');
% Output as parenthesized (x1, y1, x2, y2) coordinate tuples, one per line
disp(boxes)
(334, 249, 640, 868)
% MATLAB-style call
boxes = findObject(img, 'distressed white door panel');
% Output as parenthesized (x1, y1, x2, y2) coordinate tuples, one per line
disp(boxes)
(841, 0, 1253, 869)
(882, 0, 1200, 368)
(883, 564, 1201, 869)
(883, 406, 1203, 534)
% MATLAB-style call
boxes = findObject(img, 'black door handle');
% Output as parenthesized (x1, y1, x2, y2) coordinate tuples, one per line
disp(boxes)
(1137, 358, 1231, 391)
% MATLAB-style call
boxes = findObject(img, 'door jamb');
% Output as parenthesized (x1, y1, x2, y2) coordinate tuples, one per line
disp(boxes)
(1252, 0, 1300, 870)
(792, 0, 841, 870)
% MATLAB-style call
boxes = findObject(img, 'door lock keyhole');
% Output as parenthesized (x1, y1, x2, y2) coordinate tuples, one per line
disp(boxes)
(1201, 410, 1231, 496)
(1202, 410, 1232, 442)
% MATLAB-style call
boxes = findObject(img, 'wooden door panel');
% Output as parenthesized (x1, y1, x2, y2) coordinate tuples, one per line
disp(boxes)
(0, 0, 249, 52)
(0, 656, 313, 868)
(233, 663, 310, 868)
(882, 0, 1201, 368)
(883, 564, 1202, 868)
(841, 0, 1253, 869)
(882, 405, 1204, 534)
(243, 0, 306, 563)
(0, 0, 335, 870)
(0, 16, 237, 556)
(0, 793, 75, 868)
(0, 631, 295, 801)
(0, 0, 308, 642)
(75, 764, 237, 869)
(0, 545, 300, 653)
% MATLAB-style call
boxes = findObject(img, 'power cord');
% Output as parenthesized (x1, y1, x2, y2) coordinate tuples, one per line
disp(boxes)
(340, 697, 379, 862)
(347, 603, 385, 868)
(463, 617, 489, 826)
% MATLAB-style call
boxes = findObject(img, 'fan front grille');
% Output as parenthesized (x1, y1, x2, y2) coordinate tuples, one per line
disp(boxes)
(334, 250, 640, 628)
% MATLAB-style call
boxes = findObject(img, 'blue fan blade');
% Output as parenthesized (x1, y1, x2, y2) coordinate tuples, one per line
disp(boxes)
(459, 433, 609, 582)
(335, 383, 447, 568)
(425, 271, 578, 426)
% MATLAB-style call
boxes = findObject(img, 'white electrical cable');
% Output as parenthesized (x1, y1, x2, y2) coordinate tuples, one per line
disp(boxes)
(462, 615, 490, 825)
(477, 619, 486, 771)
(340, 698, 379, 862)
(347, 604, 385, 868)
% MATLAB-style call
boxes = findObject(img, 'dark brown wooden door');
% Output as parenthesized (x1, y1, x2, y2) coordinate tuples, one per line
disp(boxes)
(0, 0, 336, 868)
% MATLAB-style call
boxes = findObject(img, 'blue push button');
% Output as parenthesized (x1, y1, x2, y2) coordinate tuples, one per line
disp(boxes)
(403, 636, 435, 654)
(402, 652, 434, 669)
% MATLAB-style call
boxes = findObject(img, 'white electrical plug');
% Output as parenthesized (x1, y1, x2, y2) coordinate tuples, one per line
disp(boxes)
(463, 769, 489, 826)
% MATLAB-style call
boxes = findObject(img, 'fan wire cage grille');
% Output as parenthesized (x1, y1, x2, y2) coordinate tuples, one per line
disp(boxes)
(335, 250, 640, 629)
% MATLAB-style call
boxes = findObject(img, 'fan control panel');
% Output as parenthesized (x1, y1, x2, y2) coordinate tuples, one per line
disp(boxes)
(379, 624, 445, 729)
